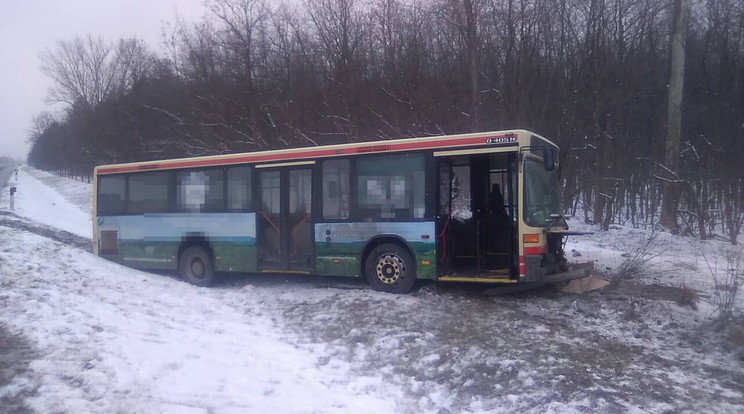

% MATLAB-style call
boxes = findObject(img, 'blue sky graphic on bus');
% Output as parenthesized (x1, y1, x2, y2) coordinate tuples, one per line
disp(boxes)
(99, 213, 256, 243)
(314, 222, 435, 244)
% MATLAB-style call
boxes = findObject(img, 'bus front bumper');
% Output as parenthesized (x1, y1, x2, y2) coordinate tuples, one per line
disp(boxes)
(484, 265, 592, 296)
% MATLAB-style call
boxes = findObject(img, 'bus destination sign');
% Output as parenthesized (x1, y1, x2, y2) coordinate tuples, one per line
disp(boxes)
(486, 135, 517, 145)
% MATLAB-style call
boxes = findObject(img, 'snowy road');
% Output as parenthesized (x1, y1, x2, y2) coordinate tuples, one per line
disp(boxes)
(1, 168, 90, 238)
(0, 168, 743, 413)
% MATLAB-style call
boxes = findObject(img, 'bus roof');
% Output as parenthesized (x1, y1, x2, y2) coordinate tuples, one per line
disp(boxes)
(95, 129, 553, 175)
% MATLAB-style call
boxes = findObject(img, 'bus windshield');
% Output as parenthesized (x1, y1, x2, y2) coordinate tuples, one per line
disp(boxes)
(523, 157, 561, 227)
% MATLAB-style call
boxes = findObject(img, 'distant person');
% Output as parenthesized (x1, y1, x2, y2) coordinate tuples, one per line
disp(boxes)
(488, 184, 509, 252)
(489, 184, 507, 218)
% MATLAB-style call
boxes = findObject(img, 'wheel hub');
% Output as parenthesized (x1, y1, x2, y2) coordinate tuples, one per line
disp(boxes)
(376, 254, 405, 285)
(190, 258, 205, 279)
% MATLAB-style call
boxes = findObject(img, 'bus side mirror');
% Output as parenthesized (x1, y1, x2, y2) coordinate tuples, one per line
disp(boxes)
(543, 147, 555, 171)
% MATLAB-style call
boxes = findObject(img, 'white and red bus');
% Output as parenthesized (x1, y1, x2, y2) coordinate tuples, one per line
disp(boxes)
(93, 129, 585, 293)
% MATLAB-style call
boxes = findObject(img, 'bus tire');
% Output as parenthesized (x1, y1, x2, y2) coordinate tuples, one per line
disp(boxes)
(179, 246, 214, 287)
(364, 243, 416, 294)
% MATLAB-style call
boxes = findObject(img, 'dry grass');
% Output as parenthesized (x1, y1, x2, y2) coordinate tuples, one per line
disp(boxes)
(608, 233, 668, 289)
(702, 251, 743, 326)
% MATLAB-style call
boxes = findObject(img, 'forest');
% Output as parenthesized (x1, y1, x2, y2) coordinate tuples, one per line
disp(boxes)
(26, 0, 744, 242)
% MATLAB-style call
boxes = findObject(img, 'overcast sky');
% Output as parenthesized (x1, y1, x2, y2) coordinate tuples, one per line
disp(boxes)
(0, 0, 208, 160)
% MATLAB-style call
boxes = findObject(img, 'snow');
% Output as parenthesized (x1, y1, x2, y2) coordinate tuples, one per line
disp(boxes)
(1, 228, 400, 413)
(1, 167, 91, 238)
(564, 216, 744, 310)
(0, 166, 743, 413)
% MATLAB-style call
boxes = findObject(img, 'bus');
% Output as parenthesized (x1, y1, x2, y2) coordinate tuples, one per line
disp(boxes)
(93, 129, 587, 293)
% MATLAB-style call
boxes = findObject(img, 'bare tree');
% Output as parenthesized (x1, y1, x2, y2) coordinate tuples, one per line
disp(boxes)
(114, 38, 156, 92)
(307, 0, 368, 140)
(27, 111, 58, 142)
(207, 0, 272, 89)
(39, 35, 153, 107)
(40, 35, 118, 106)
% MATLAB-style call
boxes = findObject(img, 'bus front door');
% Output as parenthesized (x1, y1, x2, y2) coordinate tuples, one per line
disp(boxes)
(257, 167, 314, 272)
(439, 154, 516, 278)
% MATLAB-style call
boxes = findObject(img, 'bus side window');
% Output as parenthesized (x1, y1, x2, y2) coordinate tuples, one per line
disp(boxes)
(128, 172, 170, 214)
(356, 154, 425, 220)
(322, 159, 349, 220)
(98, 175, 126, 215)
(177, 169, 224, 213)
(227, 165, 252, 212)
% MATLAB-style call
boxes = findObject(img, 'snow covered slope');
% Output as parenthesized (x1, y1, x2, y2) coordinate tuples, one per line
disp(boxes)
(0, 167, 91, 238)
(0, 226, 397, 413)
(565, 217, 744, 312)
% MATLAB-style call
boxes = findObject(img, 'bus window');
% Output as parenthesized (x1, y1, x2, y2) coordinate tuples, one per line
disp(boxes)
(523, 157, 560, 227)
(259, 170, 281, 264)
(451, 165, 472, 222)
(177, 169, 224, 213)
(439, 161, 451, 215)
(128, 172, 170, 214)
(98, 175, 126, 215)
(260, 170, 281, 215)
(322, 159, 349, 219)
(356, 154, 425, 220)
(227, 165, 252, 212)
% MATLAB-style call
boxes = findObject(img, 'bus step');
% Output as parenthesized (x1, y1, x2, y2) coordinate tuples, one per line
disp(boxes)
(483, 270, 511, 277)
(438, 276, 517, 284)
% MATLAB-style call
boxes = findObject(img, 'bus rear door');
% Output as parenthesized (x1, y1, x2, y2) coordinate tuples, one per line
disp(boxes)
(257, 166, 314, 272)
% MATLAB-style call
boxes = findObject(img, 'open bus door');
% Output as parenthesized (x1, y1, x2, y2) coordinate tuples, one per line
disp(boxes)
(437, 153, 518, 280)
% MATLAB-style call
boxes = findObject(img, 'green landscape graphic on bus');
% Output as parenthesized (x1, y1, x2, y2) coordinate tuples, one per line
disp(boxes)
(314, 222, 437, 279)
(99, 213, 257, 272)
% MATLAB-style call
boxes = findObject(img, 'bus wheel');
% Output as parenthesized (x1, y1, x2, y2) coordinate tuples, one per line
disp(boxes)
(365, 243, 416, 294)
(179, 246, 214, 287)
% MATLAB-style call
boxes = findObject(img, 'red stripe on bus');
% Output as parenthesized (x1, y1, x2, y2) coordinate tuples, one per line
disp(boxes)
(96, 134, 514, 174)
(520, 247, 547, 275)
(523, 246, 546, 255)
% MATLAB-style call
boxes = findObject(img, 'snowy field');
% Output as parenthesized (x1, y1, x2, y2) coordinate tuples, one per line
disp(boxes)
(1, 167, 743, 413)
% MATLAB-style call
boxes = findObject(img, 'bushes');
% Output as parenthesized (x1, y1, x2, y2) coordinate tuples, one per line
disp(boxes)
(703, 252, 743, 326)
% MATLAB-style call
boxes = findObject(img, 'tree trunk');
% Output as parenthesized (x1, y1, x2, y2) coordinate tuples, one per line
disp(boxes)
(660, 0, 688, 232)
(463, 0, 480, 131)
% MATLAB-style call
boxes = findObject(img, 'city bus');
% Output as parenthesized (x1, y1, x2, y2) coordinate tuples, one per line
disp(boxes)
(93, 129, 587, 293)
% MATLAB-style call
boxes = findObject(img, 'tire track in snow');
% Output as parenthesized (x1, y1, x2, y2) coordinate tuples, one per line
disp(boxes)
(0, 212, 91, 252)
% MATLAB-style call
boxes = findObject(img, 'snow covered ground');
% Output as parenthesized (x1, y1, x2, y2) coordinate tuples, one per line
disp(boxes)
(0, 167, 743, 413)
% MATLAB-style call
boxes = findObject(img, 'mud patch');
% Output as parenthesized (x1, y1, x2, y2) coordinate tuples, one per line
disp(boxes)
(605, 280, 697, 303)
